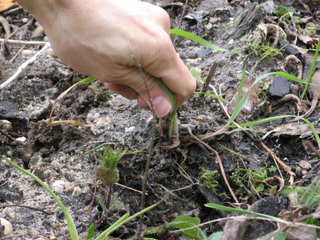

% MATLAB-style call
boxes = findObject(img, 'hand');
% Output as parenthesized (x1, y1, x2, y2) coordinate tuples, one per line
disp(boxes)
(17, 0, 196, 117)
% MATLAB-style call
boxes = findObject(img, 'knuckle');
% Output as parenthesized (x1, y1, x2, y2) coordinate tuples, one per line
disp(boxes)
(157, 8, 170, 29)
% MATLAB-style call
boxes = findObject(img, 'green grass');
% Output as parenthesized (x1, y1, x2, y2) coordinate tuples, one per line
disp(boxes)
(301, 36, 320, 98)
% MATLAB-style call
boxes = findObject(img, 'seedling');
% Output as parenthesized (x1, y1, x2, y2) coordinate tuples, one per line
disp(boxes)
(231, 168, 268, 198)
(96, 146, 126, 209)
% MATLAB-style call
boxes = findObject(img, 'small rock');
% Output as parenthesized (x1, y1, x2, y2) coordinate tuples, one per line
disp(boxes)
(125, 126, 135, 133)
(299, 160, 312, 169)
(51, 180, 68, 193)
(269, 74, 291, 97)
(0, 120, 12, 131)
(0, 218, 13, 237)
(15, 136, 27, 142)
(3, 207, 16, 221)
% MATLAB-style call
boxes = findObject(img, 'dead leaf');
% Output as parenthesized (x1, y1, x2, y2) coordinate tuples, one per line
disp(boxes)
(264, 176, 285, 193)
(287, 226, 317, 240)
(227, 77, 260, 115)
(261, 122, 320, 140)
(298, 34, 318, 47)
(0, 0, 16, 12)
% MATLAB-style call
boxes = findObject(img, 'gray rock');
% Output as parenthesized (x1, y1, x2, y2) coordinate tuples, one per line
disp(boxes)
(269, 75, 291, 97)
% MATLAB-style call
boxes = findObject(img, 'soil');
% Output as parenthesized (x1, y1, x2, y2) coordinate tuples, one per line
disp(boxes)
(0, 1, 320, 240)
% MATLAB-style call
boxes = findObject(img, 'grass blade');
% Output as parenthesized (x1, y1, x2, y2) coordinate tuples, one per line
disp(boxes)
(3, 156, 79, 240)
(238, 115, 320, 149)
(301, 37, 320, 98)
(96, 203, 158, 240)
(170, 29, 230, 52)
(272, 71, 305, 84)
(205, 203, 283, 222)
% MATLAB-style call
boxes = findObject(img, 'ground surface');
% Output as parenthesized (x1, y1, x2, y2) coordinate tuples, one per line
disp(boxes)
(0, 0, 320, 239)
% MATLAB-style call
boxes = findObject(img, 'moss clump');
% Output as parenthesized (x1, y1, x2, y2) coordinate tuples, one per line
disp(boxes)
(249, 44, 282, 60)
(200, 167, 219, 194)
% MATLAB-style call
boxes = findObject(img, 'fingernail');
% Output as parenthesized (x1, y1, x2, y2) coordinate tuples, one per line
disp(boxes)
(152, 95, 172, 118)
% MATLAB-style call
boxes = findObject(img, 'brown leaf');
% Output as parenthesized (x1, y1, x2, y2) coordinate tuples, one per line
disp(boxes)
(0, 0, 17, 12)
(227, 77, 260, 115)
(298, 34, 318, 47)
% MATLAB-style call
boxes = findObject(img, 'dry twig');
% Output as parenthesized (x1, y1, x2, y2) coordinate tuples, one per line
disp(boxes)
(0, 43, 50, 89)
(187, 127, 239, 204)
(261, 142, 295, 185)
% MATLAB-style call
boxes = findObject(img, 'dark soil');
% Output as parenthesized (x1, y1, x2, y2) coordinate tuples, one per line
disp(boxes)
(1, 1, 320, 239)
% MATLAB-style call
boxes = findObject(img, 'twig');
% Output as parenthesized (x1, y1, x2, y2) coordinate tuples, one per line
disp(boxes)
(0, 43, 50, 89)
(0, 16, 11, 37)
(200, 61, 219, 95)
(1, 6, 23, 16)
(9, 45, 25, 63)
(0, 38, 48, 45)
(173, 0, 189, 45)
(115, 183, 144, 195)
(187, 127, 239, 204)
(0, 204, 52, 215)
(261, 142, 295, 185)
(135, 61, 157, 240)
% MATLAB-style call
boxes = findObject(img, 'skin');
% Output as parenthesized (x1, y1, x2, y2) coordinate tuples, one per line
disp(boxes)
(16, 0, 196, 117)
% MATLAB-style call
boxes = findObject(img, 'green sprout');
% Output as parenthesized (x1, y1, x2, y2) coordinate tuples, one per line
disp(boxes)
(97, 147, 126, 209)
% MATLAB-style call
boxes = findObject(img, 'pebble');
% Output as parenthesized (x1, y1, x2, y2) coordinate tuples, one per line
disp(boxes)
(15, 136, 27, 142)
(51, 180, 68, 193)
(0, 120, 12, 131)
(3, 207, 16, 221)
(0, 218, 13, 236)
(125, 126, 135, 133)
(299, 160, 312, 169)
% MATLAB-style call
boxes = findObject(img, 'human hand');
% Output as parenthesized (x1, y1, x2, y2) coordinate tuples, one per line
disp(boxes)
(17, 0, 196, 117)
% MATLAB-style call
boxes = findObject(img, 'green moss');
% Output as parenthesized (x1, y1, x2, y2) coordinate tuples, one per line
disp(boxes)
(200, 167, 219, 194)
(249, 44, 282, 60)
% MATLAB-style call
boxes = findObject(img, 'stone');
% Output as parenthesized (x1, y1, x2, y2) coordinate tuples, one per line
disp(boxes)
(0, 218, 13, 237)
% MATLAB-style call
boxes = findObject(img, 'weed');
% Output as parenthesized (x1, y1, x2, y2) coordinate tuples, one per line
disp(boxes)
(199, 167, 219, 195)
(96, 146, 126, 209)
(231, 168, 268, 198)
(275, 6, 294, 20)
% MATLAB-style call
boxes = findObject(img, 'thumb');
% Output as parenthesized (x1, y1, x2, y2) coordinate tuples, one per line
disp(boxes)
(122, 70, 173, 118)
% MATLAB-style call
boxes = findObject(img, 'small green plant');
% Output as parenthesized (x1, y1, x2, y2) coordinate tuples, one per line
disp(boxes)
(275, 6, 294, 20)
(249, 44, 282, 60)
(199, 167, 219, 194)
(97, 146, 126, 209)
(231, 168, 268, 197)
